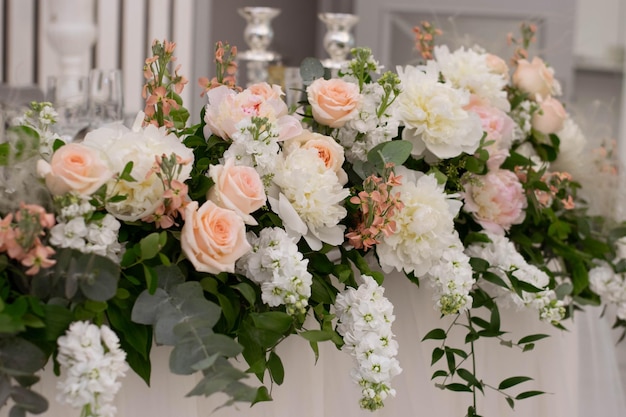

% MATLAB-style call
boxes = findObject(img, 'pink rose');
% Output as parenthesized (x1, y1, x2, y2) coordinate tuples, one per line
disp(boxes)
(203, 85, 302, 141)
(306, 78, 361, 128)
(512, 57, 555, 98)
(532, 96, 567, 134)
(283, 131, 348, 184)
(36, 143, 113, 196)
(462, 169, 527, 234)
(181, 200, 251, 274)
(465, 97, 514, 169)
(486, 53, 509, 78)
(207, 157, 266, 225)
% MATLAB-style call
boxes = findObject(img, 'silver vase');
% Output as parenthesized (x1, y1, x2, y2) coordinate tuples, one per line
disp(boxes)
(319, 13, 359, 70)
(238, 7, 281, 86)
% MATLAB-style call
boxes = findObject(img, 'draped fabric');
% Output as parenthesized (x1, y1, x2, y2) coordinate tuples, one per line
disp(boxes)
(3, 272, 625, 417)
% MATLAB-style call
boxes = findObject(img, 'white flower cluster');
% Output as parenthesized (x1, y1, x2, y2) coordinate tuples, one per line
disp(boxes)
(336, 81, 400, 163)
(589, 237, 626, 320)
(466, 233, 565, 324)
(223, 118, 281, 183)
(395, 61, 483, 159)
(334, 275, 402, 411)
(377, 168, 462, 277)
(434, 45, 510, 111)
(237, 227, 312, 315)
(14, 102, 64, 159)
(82, 119, 194, 222)
(426, 241, 475, 315)
(56, 321, 128, 417)
(269, 147, 349, 251)
(49, 195, 123, 261)
(510, 99, 536, 139)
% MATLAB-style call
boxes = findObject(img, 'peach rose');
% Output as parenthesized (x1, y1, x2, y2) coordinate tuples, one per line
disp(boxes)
(36, 143, 113, 196)
(181, 200, 251, 274)
(283, 131, 348, 184)
(306, 78, 361, 128)
(462, 169, 527, 235)
(486, 53, 509, 78)
(532, 96, 567, 134)
(512, 57, 555, 98)
(207, 157, 266, 225)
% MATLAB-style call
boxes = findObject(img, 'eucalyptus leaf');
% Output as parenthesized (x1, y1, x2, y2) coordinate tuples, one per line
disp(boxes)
(0, 338, 46, 376)
(185, 357, 249, 397)
(9, 386, 48, 413)
(367, 140, 412, 171)
(299, 57, 325, 85)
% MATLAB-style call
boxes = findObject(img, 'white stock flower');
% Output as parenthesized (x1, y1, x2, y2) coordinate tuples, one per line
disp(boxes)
(237, 227, 312, 315)
(427, 243, 475, 314)
(56, 322, 128, 417)
(269, 147, 349, 250)
(395, 61, 483, 159)
(82, 119, 193, 222)
(334, 275, 401, 411)
(434, 45, 510, 111)
(377, 168, 461, 276)
(466, 232, 565, 324)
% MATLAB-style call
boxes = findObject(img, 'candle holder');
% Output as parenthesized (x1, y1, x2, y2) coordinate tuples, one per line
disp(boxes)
(319, 13, 359, 70)
(46, 0, 97, 77)
(238, 7, 281, 86)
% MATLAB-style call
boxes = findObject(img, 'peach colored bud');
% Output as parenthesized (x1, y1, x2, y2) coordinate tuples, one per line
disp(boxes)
(532, 96, 567, 134)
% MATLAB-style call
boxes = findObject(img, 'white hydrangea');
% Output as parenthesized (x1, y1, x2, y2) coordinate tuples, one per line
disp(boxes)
(589, 239, 626, 320)
(334, 275, 402, 411)
(336, 82, 400, 162)
(50, 196, 123, 261)
(237, 227, 312, 315)
(82, 115, 194, 222)
(56, 321, 128, 417)
(269, 147, 350, 250)
(377, 167, 462, 277)
(466, 232, 565, 324)
(223, 118, 282, 183)
(395, 61, 484, 159)
(550, 117, 588, 175)
(434, 45, 510, 111)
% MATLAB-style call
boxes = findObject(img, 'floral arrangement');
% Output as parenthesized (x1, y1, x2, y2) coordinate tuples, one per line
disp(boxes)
(0, 23, 624, 417)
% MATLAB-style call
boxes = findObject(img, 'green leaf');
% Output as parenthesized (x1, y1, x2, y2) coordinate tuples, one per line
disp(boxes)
(170, 332, 243, 375)
(445, 383, 472, 392)
(267, 351, 285, 385)
(0, 338, 46, 376)
(431, 347, 444, 365)
(480, 271, 510, 290)
(299, 330, 336, 342)
(300, 57, 325, 84)
(431, 370, 448, 380)
(517, 334, 550, 344)
(367, 140, 413, 171)
(119, 161, 136, 182)
(140, 233, 162, 260)
(515, 390, 545, 400)
(250, 312, 293, 335)
(506, 397, 515, 409)
(232, 283, 257, 306)
(422, 328, 446, 341)
(253, 386, 273, 405)
(9, 387, 48, 413)
(498, 376, 533, 390)
(457, 368, 482, 391)
(68, 252, 120, 302)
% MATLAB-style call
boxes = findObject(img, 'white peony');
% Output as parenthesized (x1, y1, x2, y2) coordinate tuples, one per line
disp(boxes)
(82, 116, 194, 222)
(269, 147, 349, 250)
(377, 167, 461, 276)
(395, 61, 483, 159)
(434, 45, 510, 111)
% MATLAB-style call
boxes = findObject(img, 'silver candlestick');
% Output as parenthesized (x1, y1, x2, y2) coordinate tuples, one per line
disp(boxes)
(238, 7, 281, 86)
(319, 13, 359, 70)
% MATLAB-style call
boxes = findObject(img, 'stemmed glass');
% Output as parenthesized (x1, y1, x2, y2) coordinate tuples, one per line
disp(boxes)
(88, 69, 124, 128)
(46, 75, 90, 141)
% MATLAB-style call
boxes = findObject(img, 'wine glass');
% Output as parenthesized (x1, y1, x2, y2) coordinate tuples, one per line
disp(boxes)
(46, 75, 90, 141)
(88, 69, 124, 128)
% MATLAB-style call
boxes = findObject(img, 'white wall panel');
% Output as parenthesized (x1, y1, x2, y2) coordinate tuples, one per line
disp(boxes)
(121, 0, 147, 115)
(6, 0, 36, 86)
